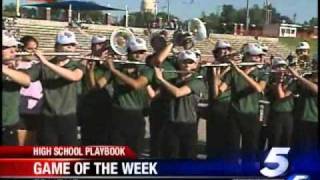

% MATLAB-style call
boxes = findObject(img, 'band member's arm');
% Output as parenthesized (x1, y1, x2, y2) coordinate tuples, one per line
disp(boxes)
(34, 50, 83, 82)
(105, 57, 148, 90)
(230, 61, 266, 93)
(146, 85, 159, 99)
(288, 67, 318, 94)
(154, 67, 191, 97)
(152, 42, 174, 66)
(212, 67, 230, 98)
(86, 62, 97, 89)
(2, 65, 31, 87)
(276, 83, 294, 99)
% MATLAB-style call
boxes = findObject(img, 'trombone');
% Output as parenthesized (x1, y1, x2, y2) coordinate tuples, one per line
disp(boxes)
(15, 51, 146, 65)
(75, 56, 146, 65)
(202, 62, 265, 67)
(16, 52, 81, 56)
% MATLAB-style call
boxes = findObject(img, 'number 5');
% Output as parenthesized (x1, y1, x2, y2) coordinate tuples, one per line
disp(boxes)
(260, 147, 290, 177)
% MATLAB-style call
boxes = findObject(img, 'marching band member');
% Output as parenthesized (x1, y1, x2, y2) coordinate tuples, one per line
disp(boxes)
(104, 38, 150, 156)
(207, 40, 238, 160)
(79, 35, 113, 145)
(217, 43, 269, 170)
(2, 30, 31, 145)
(267, 57, 295, 147)
(147, 31, 179, 158)
(26, 30, 85, 145)
(290, 54, 318, 154)
(17, 36, 43, 146)
(295, 41, 310, 57)
(154, 50, 205, 159)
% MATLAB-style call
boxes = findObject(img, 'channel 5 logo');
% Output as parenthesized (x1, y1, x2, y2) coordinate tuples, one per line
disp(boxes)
(260, 147, 290, 178)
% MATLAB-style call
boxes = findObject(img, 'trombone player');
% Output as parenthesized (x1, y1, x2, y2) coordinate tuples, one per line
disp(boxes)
(26, 30, 85, 145)
(267, 57, 296, 148)
(2, 30, 31, 145)
(80, 35, 114, 145)
(207, 40, 239, 160)
(104, 37, 150, 157)
(216, 43, 269, 170)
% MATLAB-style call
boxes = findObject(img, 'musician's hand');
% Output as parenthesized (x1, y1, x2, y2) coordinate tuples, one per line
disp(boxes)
(154, 67, 164, 81)
(212, 67, 222, 85)
(101, 50, 109, 59)
(33, 50, 48, 64)
(229, 60, 240, 71)
(86, 61, 96, 72)
(2, 64, 9, 73)
(104, 56, 115, 71)
(288, 66, 300, 78)
(275, 72, 285, 83)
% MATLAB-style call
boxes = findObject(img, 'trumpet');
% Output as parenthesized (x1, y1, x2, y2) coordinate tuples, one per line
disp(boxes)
(202, 62, 264, 67)
(16, 52, 81, 56)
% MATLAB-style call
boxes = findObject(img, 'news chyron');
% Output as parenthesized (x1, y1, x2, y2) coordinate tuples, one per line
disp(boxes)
(0, 146, 318, 179)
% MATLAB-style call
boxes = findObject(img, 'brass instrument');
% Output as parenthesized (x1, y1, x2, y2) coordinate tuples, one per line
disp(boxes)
(202, 62, 264, 68)
(287, 54, 315, 76)
(16, 52, 81, 56)
(162, 70, 196, 74)
(15, 51, 146, 65)
(75, 56, 146, 65)
(110, 28, 136, 56)
(173, 18, 207, 50)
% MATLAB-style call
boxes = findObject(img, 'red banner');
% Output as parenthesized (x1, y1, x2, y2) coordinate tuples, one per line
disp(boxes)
(0, 146, 137, 177)
(0, 146, 136, 158)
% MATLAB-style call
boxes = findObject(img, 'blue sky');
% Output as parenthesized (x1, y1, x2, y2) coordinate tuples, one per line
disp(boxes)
(3, 0, 318, 23)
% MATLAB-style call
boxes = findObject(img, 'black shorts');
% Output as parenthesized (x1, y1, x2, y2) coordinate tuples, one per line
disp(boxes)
(18, 114, 41, 131)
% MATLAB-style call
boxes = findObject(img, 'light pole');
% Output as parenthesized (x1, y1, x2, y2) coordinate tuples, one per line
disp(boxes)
(167, 0, 170, 23)
(245, 0, 250, 33)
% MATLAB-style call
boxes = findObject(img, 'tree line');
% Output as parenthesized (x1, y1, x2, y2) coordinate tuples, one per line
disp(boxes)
(3, 2, 318, 30)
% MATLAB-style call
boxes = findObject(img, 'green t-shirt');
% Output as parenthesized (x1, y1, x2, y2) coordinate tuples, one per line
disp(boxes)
(27, 59, 85, 116)
(173, 76, 205, 123)
(295, 83, 318, 123)
(2, 76, 21, 126)
(141, 58, 179, 120)
(111, 64, 149, 110)
(268, 77, 297, 113)
(81, 64, 111, 95)
(223, 68, 269, 114)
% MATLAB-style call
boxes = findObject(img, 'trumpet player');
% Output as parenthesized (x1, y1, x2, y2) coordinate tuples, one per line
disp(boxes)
(79, 35, 113, 145)
(267, 58, 296, 148)
(26, 30, 85, 145)
(289, 54, 318, 155)
(154, 50, 205, 159)
(207, 40, 237, 160)
(2, 30, 31, 145)
(217, 43, 269, 170)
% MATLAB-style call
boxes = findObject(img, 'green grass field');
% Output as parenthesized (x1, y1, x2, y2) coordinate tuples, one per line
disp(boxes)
(279, 37, 318, 55)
